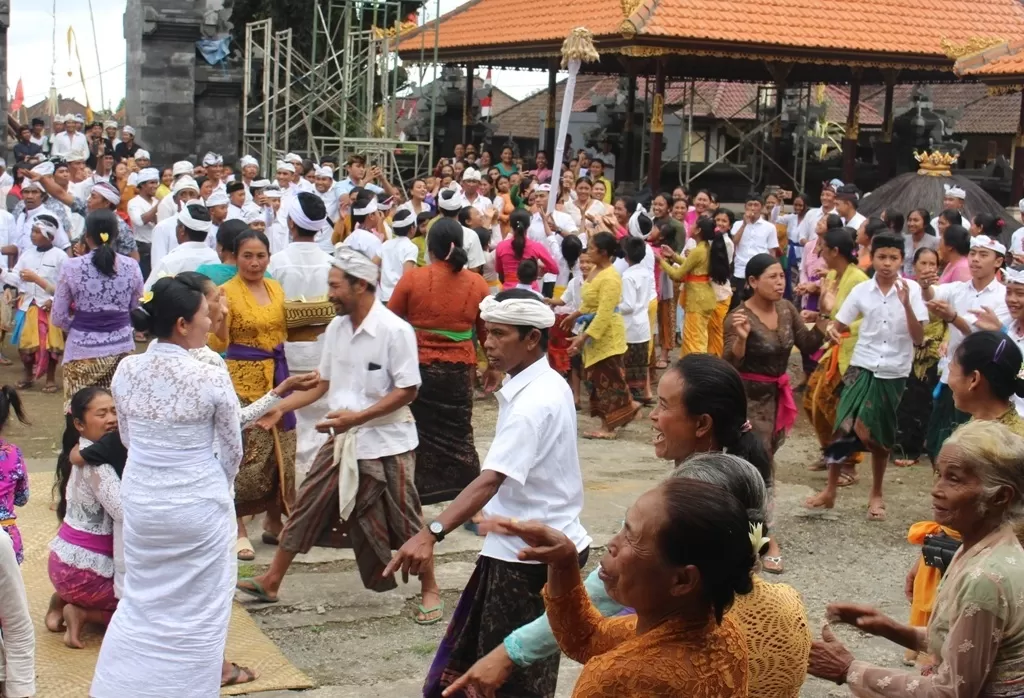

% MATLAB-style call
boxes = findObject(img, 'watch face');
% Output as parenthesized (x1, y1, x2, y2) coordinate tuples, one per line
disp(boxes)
(429, 521, 443, 535)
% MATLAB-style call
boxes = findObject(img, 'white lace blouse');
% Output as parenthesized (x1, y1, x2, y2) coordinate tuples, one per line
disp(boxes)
(49, 437, 122, 579)
(190, 346, 281, 426)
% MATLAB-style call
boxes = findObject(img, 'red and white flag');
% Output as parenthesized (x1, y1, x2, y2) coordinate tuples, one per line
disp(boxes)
(480, 68, 493, 119)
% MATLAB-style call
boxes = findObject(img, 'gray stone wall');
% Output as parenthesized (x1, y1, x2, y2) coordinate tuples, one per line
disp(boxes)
(124, 0, 241, 166)
(0, 1, 8, 163)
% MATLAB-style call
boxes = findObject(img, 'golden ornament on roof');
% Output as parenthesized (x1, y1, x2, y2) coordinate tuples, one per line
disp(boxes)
(940, 36, 1005, 60)
(914, 150, 959, 177)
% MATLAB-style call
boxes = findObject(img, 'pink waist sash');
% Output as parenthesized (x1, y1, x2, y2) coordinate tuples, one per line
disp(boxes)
(58, 522, 114, 557)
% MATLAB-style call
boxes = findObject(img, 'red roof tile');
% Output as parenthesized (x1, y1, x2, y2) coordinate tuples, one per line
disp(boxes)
(955, 39, 1024, 78)
(399, 0, 1024, 63)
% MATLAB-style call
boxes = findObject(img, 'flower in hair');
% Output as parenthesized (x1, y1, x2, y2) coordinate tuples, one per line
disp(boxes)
(139, 290, 153, 305)
(99, 232, 109, 243)
(748, 522, 770, 556)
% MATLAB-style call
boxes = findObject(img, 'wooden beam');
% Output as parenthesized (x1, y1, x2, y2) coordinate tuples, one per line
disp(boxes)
(463, 63, 476, 148)
(1012, 90, 1024, 204)
(879, 69, 899, 179)
(646, 59, 667, 191)
(842, 68, 862, 184)
(545, 59, 557, 154)
(623, 63, 638, 183)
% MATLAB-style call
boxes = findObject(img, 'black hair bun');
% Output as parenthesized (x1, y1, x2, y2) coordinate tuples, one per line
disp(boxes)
(130, 305, 154, 333)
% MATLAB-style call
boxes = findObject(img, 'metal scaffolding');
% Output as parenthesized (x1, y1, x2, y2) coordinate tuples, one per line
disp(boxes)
(241, 0, 440, 188)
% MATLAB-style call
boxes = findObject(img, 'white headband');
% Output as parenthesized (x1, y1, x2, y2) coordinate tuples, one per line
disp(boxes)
(239, 155, 259, 169)
(172, 161, 194, 177)
(242, 204, 264, 225)
(122, 126, 136, 136)
(203, 152, 223, 166)
(276, 160, 296, 174)
(104, 120, 117, 129)
(462, 167, 482, 182)
(135, 150, 151, 161)
(479, 295, 555, 329)
(33, 217, 59, 239)
(438, 183, 464, 212)
(136, 167, 160, 185)
(944, 184, 966, 200)
(251, 179, 271, 189)
(205, 190, 229, 207)
(332, 247, 379, 284)
(31, 162, 54, 176)
(352, 197, 379, 216)
(288, 196, 327, 231)
(178, 205, 212, 233)
(20, 180, 44, 193)
(970, 235, 1006, 256)
(628, 204, 651, 239)
(263, 187, 283, 199)
(92, 182, 121, 206)
(315, 165, 334, 178)
(284, 152, 303, 165)
(391, 213, 415, 230)
(1005, 268, 1024, 285)
(172, 176, 199, 197)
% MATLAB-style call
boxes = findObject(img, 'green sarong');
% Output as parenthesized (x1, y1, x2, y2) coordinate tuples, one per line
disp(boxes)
(831, 367, 906, 452)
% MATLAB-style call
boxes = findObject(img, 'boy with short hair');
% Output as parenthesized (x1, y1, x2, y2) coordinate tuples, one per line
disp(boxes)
(806, 234, 928, 520)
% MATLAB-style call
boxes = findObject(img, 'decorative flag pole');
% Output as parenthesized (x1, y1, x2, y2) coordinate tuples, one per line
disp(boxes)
(548, 28, 600, 214)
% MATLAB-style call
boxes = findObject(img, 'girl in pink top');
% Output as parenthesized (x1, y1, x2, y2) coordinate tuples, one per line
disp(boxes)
(938, 222, 972, 283)
(493, 209, 558, 290)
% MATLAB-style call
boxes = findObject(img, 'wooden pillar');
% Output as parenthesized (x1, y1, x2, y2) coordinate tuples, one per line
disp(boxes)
(764, 62, 792, 185)
(1011, 90, 1024, 204)
(878, 70, 899, 180)
(545, 60, 558, 154)
(842, 69, 862, 184)
(646, 60, 667, 191)
(463, 63, 476, 148)
(623, 65, 638, 184)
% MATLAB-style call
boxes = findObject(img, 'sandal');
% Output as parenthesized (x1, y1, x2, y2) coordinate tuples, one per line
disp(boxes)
(762, 556, 784, 574)
(837, 471, 859, 488)
(222, 662, 258, 687)
(236, 578, 278, 604)
(235, 537, 255, 561)
(807, 458, 827, 472)
(41, 384, 59, 394)
(261, 531, 279, 546)
(0, 356, 12, 367)
(655, 359, 669, 370)
(414, 600, 445, 626)
(583, 431, 617, 441)
(14, 381, 32, 390)
(893, 458, 919, 468)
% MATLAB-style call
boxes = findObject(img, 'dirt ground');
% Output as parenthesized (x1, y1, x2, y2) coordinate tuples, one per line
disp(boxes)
(9, 357, 937, 697)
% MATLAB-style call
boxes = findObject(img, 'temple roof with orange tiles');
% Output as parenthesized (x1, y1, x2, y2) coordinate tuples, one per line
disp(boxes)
(954, 39, 1024, 91)
(396, 0, 1024, 83)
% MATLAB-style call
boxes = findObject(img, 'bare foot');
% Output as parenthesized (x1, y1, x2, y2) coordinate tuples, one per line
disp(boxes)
(867, 498, 887, 521)
(62, 604, 87, 649)
(221, 661, 259, 687)
(805, 490, 836, 510)
(45, 593, 66, 633)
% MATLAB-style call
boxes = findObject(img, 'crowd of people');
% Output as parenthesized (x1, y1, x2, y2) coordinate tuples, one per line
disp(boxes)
(0, 118, 1015, 697)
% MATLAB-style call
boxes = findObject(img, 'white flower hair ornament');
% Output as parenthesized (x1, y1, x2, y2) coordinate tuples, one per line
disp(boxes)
(749, 522, 770, 556)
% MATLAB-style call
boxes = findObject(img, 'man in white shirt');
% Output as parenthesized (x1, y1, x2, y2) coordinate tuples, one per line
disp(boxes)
(835, 184, 866, 232)
(267, 192, 335, 481)
(262, 188, 289, 254)
(238, 155, 259, 204)
(807, 233, 927, 519)
(31, 117, 49, 155)
(157, 161, 196, 222)
(336, 153, 390, 198)
(619, 237, 654, 401)
(434, 185, 486, 272)
(203, 153, 226, 191)
(798, 180, 841, 247)
(729, 194, 780, 307)
(203, 189, 231, 250)
(127, 168, 162, 277)
(50, 114, 87, 159)
(6, 179, 71, 255)
(527, 183, 579, 292)
(461, 167, 492, 218)
(385, 291, 590, 694)
(150, 176, 202, 270)
(930, 183, 968, 233)
(226, 181, 246, 220)
(145, 204, 219, 290)
(313, 165, 340, 222)
(920, 234, 1010, 459)
(237, 249, 442, 622)
(104, 120, 121, 150)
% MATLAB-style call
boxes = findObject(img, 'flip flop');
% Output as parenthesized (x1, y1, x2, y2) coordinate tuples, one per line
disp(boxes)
(655, 360, 669, 370)
(583, 431, 617, 441)
(837, 471, 859, 488)
(893, 458, 919, 468)
(236, 578, 278, 604)
(762, 556, 784, 574)
(807, 458, 827, 472)
(41, 384, 59, 394)
(0, 357, 13, 367)
(221, 663, 258, 687)
(414, 600, 445, 626)
(261, 531, 279, 546)
(235, 537, 255, 561)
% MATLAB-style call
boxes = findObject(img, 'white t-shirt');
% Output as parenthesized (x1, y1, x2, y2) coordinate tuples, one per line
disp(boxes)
(318, 303, 421, 459)
(460, 225, 486, 270)
(378, 237, 419, 302)
(730, 218, 780, 279)
(144, 241, 219, 291)
(149, 217, 180, 270)
(343, 227, 384, 261)
(481, 356, 591, 562)
(620, 264, 653, 344)
(269, 241, 334, 372)
(931, 278, 1012, 384)
(844, 211, 867, 232)
(127, 195, 157, 244)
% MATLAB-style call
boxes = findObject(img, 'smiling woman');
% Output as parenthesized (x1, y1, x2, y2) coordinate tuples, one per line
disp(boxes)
(809, 419, 1024, 695)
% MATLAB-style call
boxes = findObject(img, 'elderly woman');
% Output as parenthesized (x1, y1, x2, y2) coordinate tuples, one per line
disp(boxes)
(809, 419, 1024, 695)
(446, 356, 813, 698)
(473, 478, 753, 697)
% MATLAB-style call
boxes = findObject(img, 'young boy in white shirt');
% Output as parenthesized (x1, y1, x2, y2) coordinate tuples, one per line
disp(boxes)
(806, 233, 928, 520)
(620, 237, 654, 402)
(377, 209, 418, 303)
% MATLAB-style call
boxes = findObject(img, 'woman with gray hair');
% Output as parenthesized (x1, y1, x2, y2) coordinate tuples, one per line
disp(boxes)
(446, 449, 812, 698)
(809, 419, 1024, 694)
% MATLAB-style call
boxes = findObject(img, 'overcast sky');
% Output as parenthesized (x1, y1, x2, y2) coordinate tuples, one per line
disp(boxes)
(8, 0, 556, 113)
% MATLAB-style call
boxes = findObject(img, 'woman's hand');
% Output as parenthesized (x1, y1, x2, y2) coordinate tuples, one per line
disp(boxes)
(442, 643, 515, 698)
(660, 245, 678, 263)
(254, 409, 280, 431)
(276, 371, 321, 396)
(808, 624, 856, 684)
(566, 335, 586, 357)
(730, 312, 751, 342)
(478, 517, 578, 566)
(559, 312, 580, 333)
(826, 603, 896, 637)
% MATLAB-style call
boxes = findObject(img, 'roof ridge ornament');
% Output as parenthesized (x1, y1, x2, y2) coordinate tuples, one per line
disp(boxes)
(941, 36, 1005, 60)
(914, 149, 959, 177)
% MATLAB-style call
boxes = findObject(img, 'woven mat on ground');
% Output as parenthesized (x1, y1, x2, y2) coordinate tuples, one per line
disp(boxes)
(19, 471, 314, 696)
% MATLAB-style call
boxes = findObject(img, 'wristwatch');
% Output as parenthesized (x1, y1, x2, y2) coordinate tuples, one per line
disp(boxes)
(427, 520, 446, 543)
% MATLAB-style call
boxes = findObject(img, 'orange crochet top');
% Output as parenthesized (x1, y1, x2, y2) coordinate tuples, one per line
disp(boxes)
(545, 577, 749, 697)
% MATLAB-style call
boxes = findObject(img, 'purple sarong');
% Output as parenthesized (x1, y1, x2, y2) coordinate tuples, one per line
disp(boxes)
(69, 309, 131, 333)
(225, 342, 295, 430)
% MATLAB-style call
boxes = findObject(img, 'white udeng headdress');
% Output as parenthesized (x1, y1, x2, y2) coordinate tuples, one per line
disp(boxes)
(479, 295, 555, 329)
